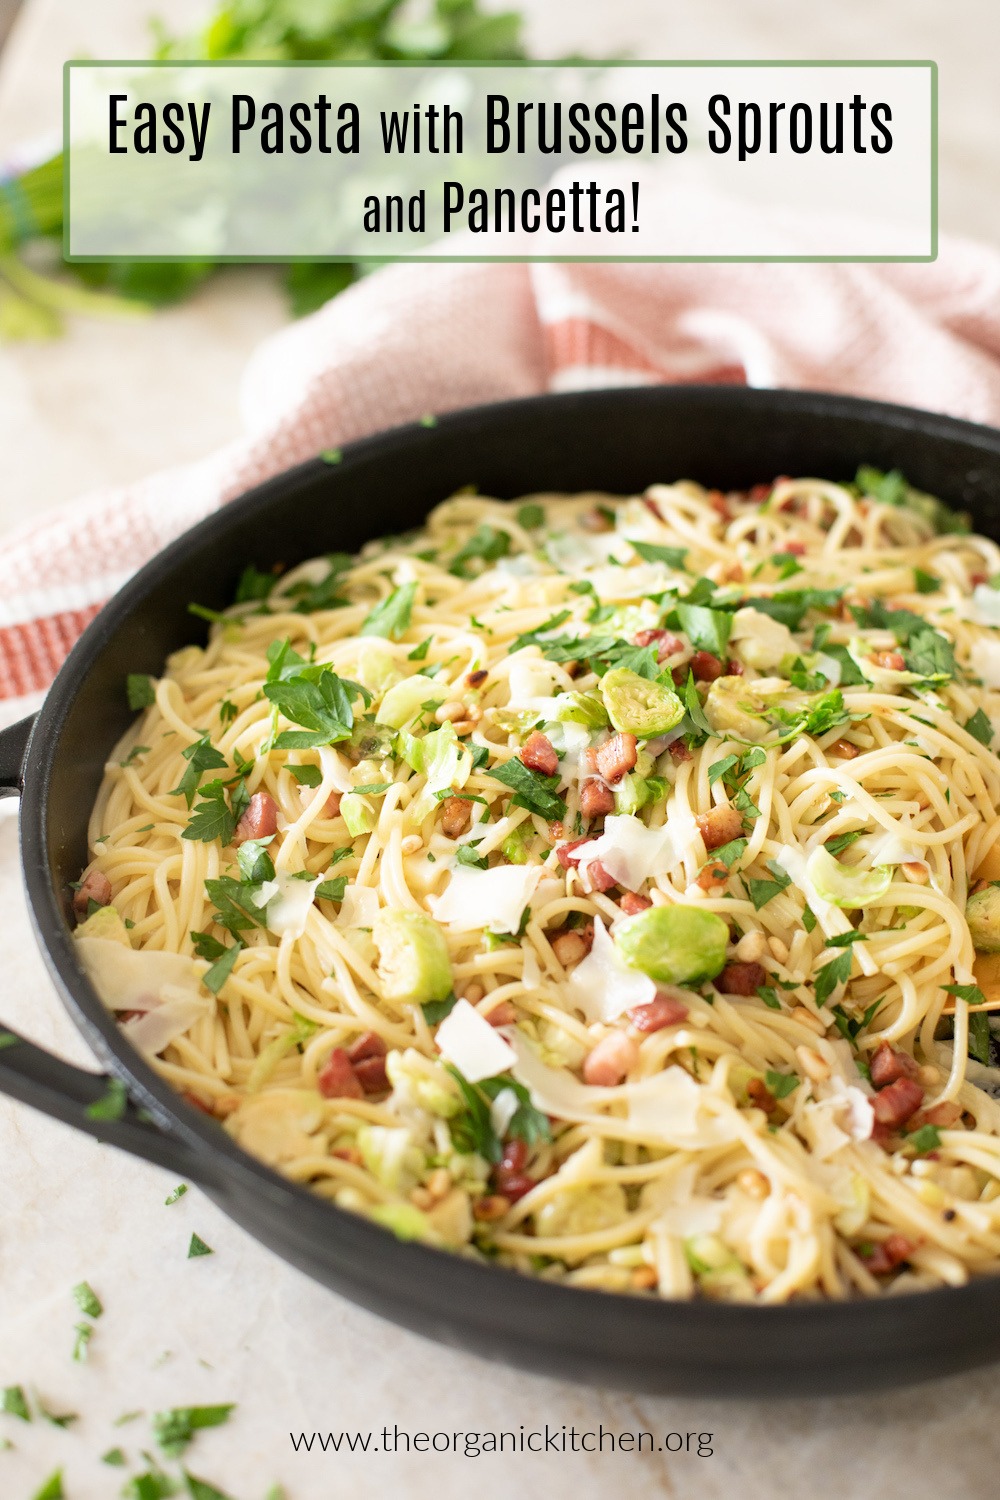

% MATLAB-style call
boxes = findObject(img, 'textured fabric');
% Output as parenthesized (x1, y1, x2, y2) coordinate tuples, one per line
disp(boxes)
(5, 241, 1000, 701)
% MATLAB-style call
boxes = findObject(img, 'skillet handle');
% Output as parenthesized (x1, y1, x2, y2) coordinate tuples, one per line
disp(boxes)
(0, 713, 35, 797)
(0, 1025, 222, 1184)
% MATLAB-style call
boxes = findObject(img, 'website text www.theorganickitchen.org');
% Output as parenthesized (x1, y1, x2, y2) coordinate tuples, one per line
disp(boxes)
(289, 1424, 714, 1457)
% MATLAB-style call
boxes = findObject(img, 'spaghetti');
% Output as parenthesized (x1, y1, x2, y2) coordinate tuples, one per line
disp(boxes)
(72, 470, 1000, 1302)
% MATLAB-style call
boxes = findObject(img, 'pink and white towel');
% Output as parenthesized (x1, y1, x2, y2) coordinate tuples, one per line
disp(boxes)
(4, 229, 1000, 702)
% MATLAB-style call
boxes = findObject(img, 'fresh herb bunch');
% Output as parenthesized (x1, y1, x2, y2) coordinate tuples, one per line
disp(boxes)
(0, 0, 527, 337)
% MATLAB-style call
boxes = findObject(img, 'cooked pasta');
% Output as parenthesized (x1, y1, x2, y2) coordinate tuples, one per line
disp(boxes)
(72, 469, 1000, 1302)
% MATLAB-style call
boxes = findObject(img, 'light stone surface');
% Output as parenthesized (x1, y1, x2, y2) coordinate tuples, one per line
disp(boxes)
(1, 2, 1000, 1495)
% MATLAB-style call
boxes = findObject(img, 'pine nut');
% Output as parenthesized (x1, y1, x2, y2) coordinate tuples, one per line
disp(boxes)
(736, 1168, 770, 1199)
(463, 980, 486, 1005)
(792, 1006, 827, 1035)
(631, 1266, 658, 1290)
(768, 935, 789, 963)
(902, 862, 929, 884)
(435, 700, 466, 723)
(918, 1065, 941, 1087)
(736, 931, 767, 963)
(473, 1194, 510, 1222)
(400, 834, 423, 855)
(426, 1168, 452, 1201)
(796, 1045, 830, 1081)
(410, 1187, 434, 1210)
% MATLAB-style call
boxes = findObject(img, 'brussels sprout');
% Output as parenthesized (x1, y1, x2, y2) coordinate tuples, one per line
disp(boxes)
(341, 791, 375, 836)
(373, 910, 453, 1005)
(357, 1123, 424, 1193)
(683, 1233, 754, 1300)
(73, 905, 131, 946)
(377, 674, 446, 729)
(501, 824, 532, 865)
(355, 641, 402, 696)
(805, 846, 891, 908)
(385, 1047, 461, 1117)
(967, 884, 1000, 952)
(552, 690, 609, 729)
(369, 1202, 438, 1244)
(615, 904, 728, 985)
(600, 668, 685, 738)
(703, 676, 781, 742)
(534, 1182, 628, 1241)
(729, 607, 797, 670)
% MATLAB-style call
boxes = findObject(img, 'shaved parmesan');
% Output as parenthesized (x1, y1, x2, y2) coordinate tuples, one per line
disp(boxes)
(489, 1086, 521, 1138)
(587, 562, 673, 600)
(509, 1034, 739, 1148)
(318, 746, 356, 794)
(971, 584, 1000, 627)
(970, 637, 1000, 690)
(252, 871, 316, 939)
(865, 829, 926, 869)
(429, 863, 540, 934)
(122, 986, 211, 1056)
(435, 998, 516, 1082)
(76, 937, 203, 1011)
(577, 813, 675, 891)
(337, 883, 381, 929)
(566, 916, 655, 1023)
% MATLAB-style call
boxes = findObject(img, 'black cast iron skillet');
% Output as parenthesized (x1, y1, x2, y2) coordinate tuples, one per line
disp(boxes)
(4, 386, 1000, 1397)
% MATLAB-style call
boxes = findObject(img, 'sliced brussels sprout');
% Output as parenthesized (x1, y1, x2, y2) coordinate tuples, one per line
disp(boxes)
(804, 846, 891, 908)
(354, 641, 402, 696)
(341, 791, 376, 836)
(615, 904, 728, 985)
(683, 1233, 754, 1300)
(614, 772, 666, 816)
(967, 884, 1000, 953)
(385, 1047, 461, 1117)
(729, 607, 796, 670)
(73, 904, 131, 946)
(600, 667, 684, 738)
(703, 676, 784, 743)
(373, 909, 453, 1005)
(357, 1122, 424, 1193)
(377, 673, 446, 729)
(501, 824, 532, 865)
(552, 690, 610, 729)
(369, 1201, 438, 1244)
(534, 1181, 627, 1241)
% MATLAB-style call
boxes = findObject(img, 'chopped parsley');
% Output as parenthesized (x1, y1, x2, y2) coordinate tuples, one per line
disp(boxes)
(914, 568, 941, 594)
(165, 1184, 188, 1205)
(743, 861, 791, 911)
(187, 1234, 213, 1259)
(447, 1067, 550, 1163)
(153, 1403, 235, 1459)
(1, 1384, 30, 1421)
(289, 763, 323, 788)
(764, 1069, 800, 1099)
(315, 877, 348, 902)
(964, 708, 994, 747)
(126, 673, 157, 710)
(511, 610, 573, 653)
(30, 1472, 63, 1500)
(72, 1281, 102, 1318)
(119, 744, 150, 768)
(360, 581, 417, 640)
(516, 503, 545, 530)
(449, 524, 511, 577)
(802, 904, 817, 933)
(86, 1078, 128, 1121)
(630, 540, 688, 569)
(672, 601, 732, 658)
(814, 947, 853, 1006)
(488, 758, 566, 820)
(825, 829, 864, 857)
(72, 1322, 93, 1362)
(421, 993, 458, 1025)
(263, 660, 369, 750)
(907, 1124, 942, 1155)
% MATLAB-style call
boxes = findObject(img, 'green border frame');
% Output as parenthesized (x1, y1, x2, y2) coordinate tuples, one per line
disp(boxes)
(63, 58, 938, 264)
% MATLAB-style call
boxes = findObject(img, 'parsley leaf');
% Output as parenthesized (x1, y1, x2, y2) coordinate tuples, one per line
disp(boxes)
(517, 503, 544, 530)
(488, 758, 566, 820)
(764, 1069, 799, 1099)
(182, 779, 239, 845)
(126, 673, 157, 710)
(825, 829, 864, 857)
(712, 837, 748, 869)
(421, 993, 458, 1025)
(914, 568, 941, 594)
(236, 839, 275, 884)
(479, 1076, 551, 1147)
(165, 1184, 188, 1205)
(674, 602, 732, 659)
(744, 861, 791, 910)
(203, 876, 266, 937)
(631, 540, 687, 569)
(153, 1404, 235, 1459)
(360, 582, 417, 640)
(264, 665, 368, 750)
(187, 1234, 213, 1259)
(315, 877, 348, 902)
(680, 670, 712, 738)
(170, 735, 228, 809)
(1, 1385, 30, 1421)
(818, 643, 867, 687)
(30, 1471, 63, 1500)
(233, 565, 275, 604)
(748, 589, 842, 631)
(184, 1474, 233, 1500)
(964, 708, 994, 747)
(455, 843, 490, 870)
(289, 764, 323, 788)
(511, 610, 573, 653)
(908, 1123, 941, 1154)
(802, 904, 817, 933)
(903, 628, 956, 682)
(757, 985, 782, 1010)
(814, 948, 852, 1005)
(202, 940, 242, 995)
(72, 1282, 102, 1318)
(449, 525, 511, 577)
(87, 1078, 128, 1121)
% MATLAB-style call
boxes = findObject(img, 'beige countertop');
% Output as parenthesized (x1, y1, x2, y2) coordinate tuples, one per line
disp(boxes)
(2, 3, 1000, 1496)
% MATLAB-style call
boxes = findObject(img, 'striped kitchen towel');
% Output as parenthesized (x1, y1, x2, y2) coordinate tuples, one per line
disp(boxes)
(4, 236, 1000, 701)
